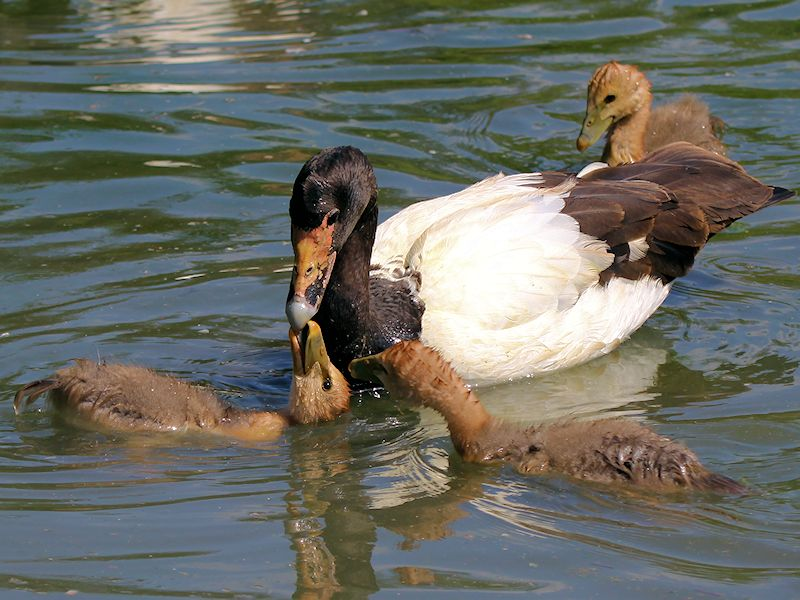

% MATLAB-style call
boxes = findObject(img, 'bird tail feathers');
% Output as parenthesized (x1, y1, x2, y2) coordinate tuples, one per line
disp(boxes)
(14, 379, 59, 415)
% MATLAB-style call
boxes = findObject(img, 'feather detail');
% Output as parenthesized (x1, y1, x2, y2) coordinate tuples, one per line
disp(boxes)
(407, 194, 613, 323)
(373, 172, 549, 267)
(419, 276, 669, 385)
(628, 237, 649, 262)
(576, 162, 609, 178)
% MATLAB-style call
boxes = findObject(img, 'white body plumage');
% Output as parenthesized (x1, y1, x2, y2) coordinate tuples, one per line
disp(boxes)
(371, 172, 670, 386)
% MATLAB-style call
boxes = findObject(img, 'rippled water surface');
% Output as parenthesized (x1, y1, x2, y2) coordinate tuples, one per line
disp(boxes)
(1, 1, 799, 597)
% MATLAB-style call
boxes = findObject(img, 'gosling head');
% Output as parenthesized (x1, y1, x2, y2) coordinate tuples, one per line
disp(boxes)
(577, 61, 652, 151)
(348, 340, 456, 405)
(288, 321, 350, 424)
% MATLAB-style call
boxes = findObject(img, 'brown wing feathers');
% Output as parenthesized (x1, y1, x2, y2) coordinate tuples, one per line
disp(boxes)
(589, 143, 784, 231)
(560, 180, 706, 282)
(562, 142, 791, 283)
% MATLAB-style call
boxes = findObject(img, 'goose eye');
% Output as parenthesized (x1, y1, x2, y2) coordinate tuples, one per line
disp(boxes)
(604, 94, 616, 104)
(322, 377, 333, 391)
(326, 209, 339, 225)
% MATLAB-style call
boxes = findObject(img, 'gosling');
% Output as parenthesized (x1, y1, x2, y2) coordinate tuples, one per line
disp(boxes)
(350, 341, 745, 493)
(14, 322, 350, 441)
(577, 60, 725, 166)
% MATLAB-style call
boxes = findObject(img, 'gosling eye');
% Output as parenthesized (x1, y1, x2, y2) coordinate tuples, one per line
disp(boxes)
(604, 94, 616, 104)
(322, 377, 333, 391)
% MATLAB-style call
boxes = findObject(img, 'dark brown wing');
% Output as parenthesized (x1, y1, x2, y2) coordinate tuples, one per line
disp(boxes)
(583, 142, 788, 233)
(556, 142, 793, 283)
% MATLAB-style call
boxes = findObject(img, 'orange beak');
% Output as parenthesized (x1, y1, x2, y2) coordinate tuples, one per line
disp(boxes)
(285, 212, 337, 332)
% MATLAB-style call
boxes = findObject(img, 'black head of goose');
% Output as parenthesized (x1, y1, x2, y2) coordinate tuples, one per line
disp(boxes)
(287, 142, 793, 386)
(286, 146, 424, 379)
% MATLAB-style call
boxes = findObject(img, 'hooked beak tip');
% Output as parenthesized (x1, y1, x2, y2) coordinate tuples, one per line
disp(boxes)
(286, 297, 317, 332)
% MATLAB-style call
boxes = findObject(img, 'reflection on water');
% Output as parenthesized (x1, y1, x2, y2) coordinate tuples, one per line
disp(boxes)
(86, 82, 248, 93)
(78, 0, 314, 65)
(1, 0, 799, 597)
(481, 334, 669, 421)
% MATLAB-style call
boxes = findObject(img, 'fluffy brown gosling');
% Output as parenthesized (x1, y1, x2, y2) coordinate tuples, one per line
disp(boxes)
(14, 321, 350, 441)
(350, 341, 745, 493)
(577, 60, 726, 166)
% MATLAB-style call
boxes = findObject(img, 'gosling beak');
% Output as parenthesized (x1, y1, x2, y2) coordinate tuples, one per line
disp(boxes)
(286, 217, 338, 332)
(348, 353, 388, 384)
(288, 320, 350, 425)
(289, 321, 332, 376)
(576, 106, 614, 152)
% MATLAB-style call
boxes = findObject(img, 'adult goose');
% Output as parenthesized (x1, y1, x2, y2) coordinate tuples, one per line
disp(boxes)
(14, 323, 350, 440)
(286, 143, 792, 386)
(577, 61, 726, 166)
(350, 340, 746, 493)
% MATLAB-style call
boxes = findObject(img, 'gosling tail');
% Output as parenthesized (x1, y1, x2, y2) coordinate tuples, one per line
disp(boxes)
(14, 379, 59, 415)
(692, 470, 749, 495)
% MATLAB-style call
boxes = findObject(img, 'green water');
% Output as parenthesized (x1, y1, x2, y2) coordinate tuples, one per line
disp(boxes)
(1, 0, 799, 597)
